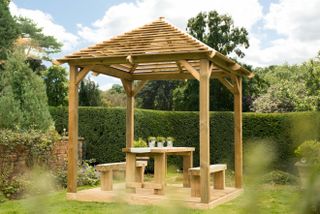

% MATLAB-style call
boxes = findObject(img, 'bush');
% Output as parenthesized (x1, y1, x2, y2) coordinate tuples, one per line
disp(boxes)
(294, 140, 320, 164)
(53, 160, 99, 188)
(262, 170, 299, 185)
(49, 107, 320, 172)
(0, 129, 59, 165)
(0, 129, 59, 199)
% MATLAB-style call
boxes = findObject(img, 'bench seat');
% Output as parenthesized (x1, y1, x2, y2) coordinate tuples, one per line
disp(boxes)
(188, 164, 227, 197)
(96, 161, 148, 191)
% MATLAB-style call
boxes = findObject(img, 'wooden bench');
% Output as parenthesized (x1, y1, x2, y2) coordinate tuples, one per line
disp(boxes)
(188, 164, 227, 197)
(96, 161, 148, 191)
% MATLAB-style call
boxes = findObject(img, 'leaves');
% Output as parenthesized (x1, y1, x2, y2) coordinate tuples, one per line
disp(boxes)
(44, 65, 68, 106)
(79, 78, 102, 106)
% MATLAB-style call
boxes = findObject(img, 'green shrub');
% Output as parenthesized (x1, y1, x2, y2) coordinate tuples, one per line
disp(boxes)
(49, 107, 320, 172)
(53, 160, 99, 188)
(0, 129, 59, 165)
(78, 160, 99, 186)
(134, 138, 147, 147)
(294, 140, 320, 164)
(262, 170, 299, 185)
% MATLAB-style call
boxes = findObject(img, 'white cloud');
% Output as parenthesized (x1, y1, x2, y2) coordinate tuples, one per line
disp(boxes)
(9, 2, 79, 51)
(77, 0, 263, 43)
(244, 0, 320, 66)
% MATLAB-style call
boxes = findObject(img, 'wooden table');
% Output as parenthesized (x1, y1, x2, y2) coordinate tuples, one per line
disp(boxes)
(122, 147, 195, 195)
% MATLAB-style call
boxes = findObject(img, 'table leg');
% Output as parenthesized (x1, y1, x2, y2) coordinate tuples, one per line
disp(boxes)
(154, 153, 166, 195)
(125, 153, 136, 193)
(183, 151, 193, 187)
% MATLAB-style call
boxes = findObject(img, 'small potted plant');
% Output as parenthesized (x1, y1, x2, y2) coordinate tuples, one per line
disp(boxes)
(147, 136, 156, 148)
(294, 140, 320, 187)
(156, 136, 166, 147)
(134, 138, 148, 148)
(166, 137, 175, 147)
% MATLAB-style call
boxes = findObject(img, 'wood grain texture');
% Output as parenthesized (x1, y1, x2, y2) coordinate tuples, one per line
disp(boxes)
(199, 59, 210, 203)
(234, 76, 243, 188)
(67, 65, 79, 193)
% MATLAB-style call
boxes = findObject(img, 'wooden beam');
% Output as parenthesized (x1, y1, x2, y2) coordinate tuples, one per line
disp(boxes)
(132, 80, 148, 97)
(121, 79, 133, 96)
(232, 75, 240, 94)
(210, 70, 229, 79)
(124, 80, 134, 148)
(234, 76, 243, 188)
(176, 61, 183, 73)
(132, 72, 194, 80)
(199, 59, 210, 203)
(76, 66, 92, 85)
(92, 65, 132, 80)
(217, 77, 235, 94)
(67, 65, 79, 193)
(178, 60, 200, 81)
(58, 51, 211, 66)
(129, 64, 138, 73)
(126, 55, 134, 64)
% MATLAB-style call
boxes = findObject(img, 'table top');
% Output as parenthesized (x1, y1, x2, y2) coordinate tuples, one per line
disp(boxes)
(122, 147, 195, 154)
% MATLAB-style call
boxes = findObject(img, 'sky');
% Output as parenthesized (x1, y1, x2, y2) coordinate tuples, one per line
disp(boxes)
(10, 0, 320, 90)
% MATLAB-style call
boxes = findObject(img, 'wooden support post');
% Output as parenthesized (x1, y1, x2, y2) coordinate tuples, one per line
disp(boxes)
(123, 79, 136, 192)
(67, 65, 79, 193)
(234, 76, 243, 188)
(122, 79, 134, 147)
(199, 59, 210, 203)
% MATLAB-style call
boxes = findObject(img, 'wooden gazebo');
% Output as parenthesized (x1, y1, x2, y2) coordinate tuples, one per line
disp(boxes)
(57, 17, 253, 205)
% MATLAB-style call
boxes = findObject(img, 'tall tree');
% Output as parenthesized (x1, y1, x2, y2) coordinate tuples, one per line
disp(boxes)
(0, 0, 19, 61)
(0, 49, 53, 130)
(173, 11, 250, 111)
(137, 80, 179, 110)
(44, 65, 68, 106)
(79, 78, 102, 106)
(15, 17, 62, 75)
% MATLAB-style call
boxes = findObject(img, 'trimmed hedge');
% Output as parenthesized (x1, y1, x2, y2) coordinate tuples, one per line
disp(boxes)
(49, 107, 320, 172)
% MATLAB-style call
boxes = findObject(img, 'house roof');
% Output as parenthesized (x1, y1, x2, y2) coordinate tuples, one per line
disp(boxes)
(57, 17, 253, 80)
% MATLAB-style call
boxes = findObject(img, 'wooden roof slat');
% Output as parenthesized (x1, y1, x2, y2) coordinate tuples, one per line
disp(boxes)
(57, 18, 253, 78)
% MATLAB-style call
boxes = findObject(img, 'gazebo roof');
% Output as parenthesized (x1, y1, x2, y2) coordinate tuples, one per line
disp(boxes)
(57, 17, 253, 80)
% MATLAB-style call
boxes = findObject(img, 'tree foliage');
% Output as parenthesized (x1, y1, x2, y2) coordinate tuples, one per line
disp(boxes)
(44, 65, 68, 106)
(0, 0, 19, 61)
(252, 56, 320, 112)
(15, 17, 62, 61)
(137, 80, 180, 110)
(0, 49, 53, 130)
(79, 78, 102, 106)
(173, 11, 250, 111)
(187, 11, 249, 57)
(101, 84, 126, 107)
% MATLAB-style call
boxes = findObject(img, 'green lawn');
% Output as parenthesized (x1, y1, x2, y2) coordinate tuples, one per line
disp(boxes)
(0, 185, 299, 214)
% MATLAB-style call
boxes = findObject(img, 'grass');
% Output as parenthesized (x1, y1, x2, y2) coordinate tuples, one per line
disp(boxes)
(0, 184, 299, 214)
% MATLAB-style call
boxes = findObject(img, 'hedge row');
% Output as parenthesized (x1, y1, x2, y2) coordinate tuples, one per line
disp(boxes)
(49, 107, 320, 172)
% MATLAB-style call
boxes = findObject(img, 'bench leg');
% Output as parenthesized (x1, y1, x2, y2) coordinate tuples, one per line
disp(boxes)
(183, 152, 193, 187)
(135, 166, 145, 183)
(101, 170, 113, 191)
(213, 171, 225, 190)
(190, 175, 200, 197)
